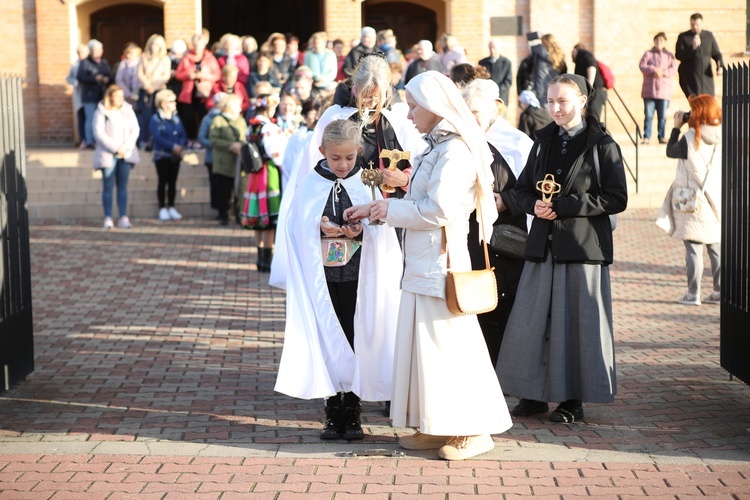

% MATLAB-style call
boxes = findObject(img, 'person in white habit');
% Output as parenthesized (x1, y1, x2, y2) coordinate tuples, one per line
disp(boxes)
(269, 54, 425, 290)
(275, 119, 402, 440)
(345, 70, 513, 461)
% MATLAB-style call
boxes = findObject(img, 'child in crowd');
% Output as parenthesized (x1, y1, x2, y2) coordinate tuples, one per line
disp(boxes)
(275, 119, 402, 440)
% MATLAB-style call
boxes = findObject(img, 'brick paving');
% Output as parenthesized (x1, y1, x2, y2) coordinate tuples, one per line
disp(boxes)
(0, 209, 749, 498)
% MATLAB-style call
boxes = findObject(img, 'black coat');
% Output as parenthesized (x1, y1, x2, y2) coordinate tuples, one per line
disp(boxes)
(404, 58, 443, 84)
(675, 29, 723, 97)
(518, 106, 552, 139)
(77, 56, 111, 104)
(478, 56, 512, 105)
(343, 44, 376, 77)
(516, 117, 628, 264)
(468, 144, 526, 296)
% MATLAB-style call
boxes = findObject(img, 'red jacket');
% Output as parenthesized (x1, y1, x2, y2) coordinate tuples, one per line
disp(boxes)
(206, 81, 250, 113)
(175, 49, 221, 104)
(217, 54, 250, 85)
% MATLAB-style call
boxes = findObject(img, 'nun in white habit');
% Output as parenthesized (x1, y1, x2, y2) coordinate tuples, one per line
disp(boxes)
(344, 70, 513, 461)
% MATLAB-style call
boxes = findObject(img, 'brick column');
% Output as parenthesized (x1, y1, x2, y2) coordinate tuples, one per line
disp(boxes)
(35, 0, 71, 143)
(324, 0, 362, 46)
(164, 0, 201, 46)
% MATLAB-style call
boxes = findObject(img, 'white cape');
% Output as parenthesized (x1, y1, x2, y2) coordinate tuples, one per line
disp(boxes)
(269, 102, 424, 289)
(274, 168, 403, 401)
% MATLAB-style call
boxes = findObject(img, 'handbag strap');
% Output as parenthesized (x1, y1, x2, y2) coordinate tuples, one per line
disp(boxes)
(695, 144, 717, 195)
(444, 197, 492, 272)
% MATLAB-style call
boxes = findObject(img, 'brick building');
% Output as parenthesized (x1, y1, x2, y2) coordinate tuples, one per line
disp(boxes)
(1, 0, 748, 145)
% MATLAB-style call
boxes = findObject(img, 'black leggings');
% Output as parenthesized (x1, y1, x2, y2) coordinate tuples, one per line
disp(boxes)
(155, 157, 181, 208)
(326, 280, 358, 351)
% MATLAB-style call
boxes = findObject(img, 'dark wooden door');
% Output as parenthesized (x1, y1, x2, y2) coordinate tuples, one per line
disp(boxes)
(364, 2, 437, 54)
(202, 0, 322, 49)
(90, 4, 164, 65)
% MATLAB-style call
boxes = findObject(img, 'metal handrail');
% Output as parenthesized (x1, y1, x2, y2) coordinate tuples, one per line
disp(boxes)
(604, 87, 641, 193)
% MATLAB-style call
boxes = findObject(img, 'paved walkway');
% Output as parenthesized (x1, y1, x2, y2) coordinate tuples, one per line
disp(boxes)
(1, 209, 749, 498)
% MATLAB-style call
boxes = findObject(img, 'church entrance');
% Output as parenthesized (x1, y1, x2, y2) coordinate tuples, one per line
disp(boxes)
(202, 0, 323, 49)
(364, 2, 438, 54)
(89, 4, 164, 64)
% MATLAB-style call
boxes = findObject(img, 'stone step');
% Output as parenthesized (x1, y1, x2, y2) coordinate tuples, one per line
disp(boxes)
(28, 200, 215, 220)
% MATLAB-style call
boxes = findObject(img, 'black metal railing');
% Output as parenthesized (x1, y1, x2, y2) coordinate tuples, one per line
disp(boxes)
(603, 87, 641, 193)
(0, 75, 34, 393)
(720, 62, 749, 386)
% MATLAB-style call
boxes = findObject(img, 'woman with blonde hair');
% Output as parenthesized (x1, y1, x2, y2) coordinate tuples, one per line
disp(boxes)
(137, 34, 171, 148)
(150, 89, 187, 221)
(530, 33, 567, 103)
(217, 33, 250, 87)
(92, 84, 140, 229)
(658, 94, 722, 305)
(304, 31, 338, 90)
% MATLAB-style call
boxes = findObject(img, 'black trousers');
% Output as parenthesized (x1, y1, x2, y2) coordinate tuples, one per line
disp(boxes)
(326, 280, 358, 351)
(178, 99, 207, 140)
(155, 157, 181, 208)
(589, 88, 608, 124)
(211, 172, 234, 220)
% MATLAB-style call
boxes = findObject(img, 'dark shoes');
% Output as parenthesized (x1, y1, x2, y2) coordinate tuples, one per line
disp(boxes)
(549, 399, 584, 423)
(319, 394, 364, 441)
(256, 247, 272, 273)
(658, 138, 668, 144)
(510, 398, 549, 417)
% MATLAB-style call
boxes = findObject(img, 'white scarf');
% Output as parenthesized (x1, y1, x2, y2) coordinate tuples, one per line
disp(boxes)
(405, 70, 496, 242)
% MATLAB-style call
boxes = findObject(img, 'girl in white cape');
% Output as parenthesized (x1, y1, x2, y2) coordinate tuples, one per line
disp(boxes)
(275, 119, 402, 440)
(270, 53, 425, 289)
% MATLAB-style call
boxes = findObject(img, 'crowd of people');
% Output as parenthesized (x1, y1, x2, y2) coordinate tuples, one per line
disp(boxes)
(65, 12, 726, 460)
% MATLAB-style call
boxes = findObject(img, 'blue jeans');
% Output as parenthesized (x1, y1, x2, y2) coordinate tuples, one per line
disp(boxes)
(643, 98, 669, 140)
(83, 102, 98, 146)
(101, 159, 132, 218)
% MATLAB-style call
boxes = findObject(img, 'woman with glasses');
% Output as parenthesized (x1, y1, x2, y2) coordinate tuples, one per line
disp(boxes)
(150, 89, 187, 221)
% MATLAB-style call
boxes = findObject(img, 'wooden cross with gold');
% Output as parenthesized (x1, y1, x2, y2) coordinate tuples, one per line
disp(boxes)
(536, 173, 561, 203)
(378, 148, 411, 193)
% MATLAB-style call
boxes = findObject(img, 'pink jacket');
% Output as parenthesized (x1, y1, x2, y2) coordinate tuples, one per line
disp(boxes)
(92, 101, 140, 169)
(639, 48, 677, 100)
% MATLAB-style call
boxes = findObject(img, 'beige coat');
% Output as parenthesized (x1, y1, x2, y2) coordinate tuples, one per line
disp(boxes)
(657, 126, 721, 243)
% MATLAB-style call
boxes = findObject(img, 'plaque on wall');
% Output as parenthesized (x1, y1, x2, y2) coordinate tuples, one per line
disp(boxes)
(490, 16, 523, 37)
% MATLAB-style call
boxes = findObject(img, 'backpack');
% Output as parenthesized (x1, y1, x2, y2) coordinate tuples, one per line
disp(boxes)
(597, 61, 615, 89)
(240, 121, 268, 174)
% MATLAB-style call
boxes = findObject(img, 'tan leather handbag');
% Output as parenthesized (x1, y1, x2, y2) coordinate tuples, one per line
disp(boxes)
(444, 203, 498, 315)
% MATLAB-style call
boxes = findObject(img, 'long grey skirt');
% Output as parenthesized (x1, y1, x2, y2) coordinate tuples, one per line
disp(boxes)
(496, 254, 616, 403)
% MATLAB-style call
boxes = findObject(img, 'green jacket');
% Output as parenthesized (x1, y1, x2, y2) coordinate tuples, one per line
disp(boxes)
(209, 113, 248, 178)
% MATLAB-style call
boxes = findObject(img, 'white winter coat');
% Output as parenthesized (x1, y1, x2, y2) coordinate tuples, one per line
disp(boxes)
(386, 121, 476, 298)
(658, 125, 721, 243)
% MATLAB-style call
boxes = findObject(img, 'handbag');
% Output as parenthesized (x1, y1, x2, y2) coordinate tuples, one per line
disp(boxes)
(489, 223, 527, 259)
(194, 80, 213, 100)
(444, 203, 498, 315)
(672, 145, 716, 214)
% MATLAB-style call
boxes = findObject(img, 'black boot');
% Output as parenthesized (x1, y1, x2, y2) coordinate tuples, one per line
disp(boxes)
(341, 400, 364, 441)
(320, 395, 343, 440)
(262, 247, 273, 273)
(256, 246, 264, 272)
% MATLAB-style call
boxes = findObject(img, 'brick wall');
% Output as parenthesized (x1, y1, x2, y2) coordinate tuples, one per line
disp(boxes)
(164, 0, 199, 46)
(0, 0, 40, 143)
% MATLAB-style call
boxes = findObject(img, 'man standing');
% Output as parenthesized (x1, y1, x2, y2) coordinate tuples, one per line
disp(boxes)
(478, 38, 512, 106)
(571, 43, 606, 123)
(675, 13, 723, 98)
(76, 39, 111, 149)
(343, 27, 377, 76)
(403, 40, 443, 84)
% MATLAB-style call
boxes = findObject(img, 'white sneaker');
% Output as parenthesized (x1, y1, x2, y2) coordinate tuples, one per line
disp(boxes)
(678, 293, 701, 306)
(158, 207, 171, 221)
(117, 216, 132, 229)
(167, 207, 182, 220)
(703, 291, 721, 304)
(103, 217, 114, 230)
